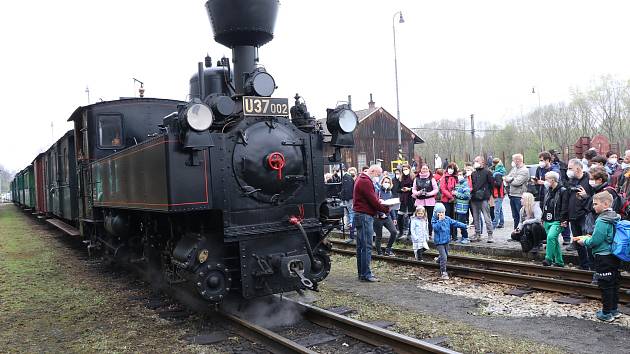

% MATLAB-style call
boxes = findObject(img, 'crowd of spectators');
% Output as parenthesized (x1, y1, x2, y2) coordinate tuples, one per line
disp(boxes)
(325, 147, 630, 321)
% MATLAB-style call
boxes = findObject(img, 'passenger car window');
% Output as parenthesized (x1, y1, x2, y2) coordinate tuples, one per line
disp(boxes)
(98, 115, 123, 148)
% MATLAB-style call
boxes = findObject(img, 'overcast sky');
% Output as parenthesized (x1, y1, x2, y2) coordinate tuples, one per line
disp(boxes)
(2, 0, 630, 172)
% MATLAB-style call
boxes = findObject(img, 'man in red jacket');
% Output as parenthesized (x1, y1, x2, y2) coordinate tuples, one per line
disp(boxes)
(353, 164, 390, 282)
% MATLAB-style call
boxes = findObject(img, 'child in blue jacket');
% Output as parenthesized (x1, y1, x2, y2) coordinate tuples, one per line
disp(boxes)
(432, 202, 468, 279)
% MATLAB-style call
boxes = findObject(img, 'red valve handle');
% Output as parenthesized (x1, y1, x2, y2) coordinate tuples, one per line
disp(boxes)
(267, 152, 286, 181)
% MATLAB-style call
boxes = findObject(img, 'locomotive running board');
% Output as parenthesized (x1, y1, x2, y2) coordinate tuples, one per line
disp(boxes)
(46, 218, 81, 237)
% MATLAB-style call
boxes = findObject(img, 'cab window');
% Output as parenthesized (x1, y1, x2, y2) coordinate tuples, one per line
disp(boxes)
(98, 114, 123, 148)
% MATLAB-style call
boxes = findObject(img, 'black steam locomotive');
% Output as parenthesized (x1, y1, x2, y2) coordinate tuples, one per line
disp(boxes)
(11, 0, 358, 304)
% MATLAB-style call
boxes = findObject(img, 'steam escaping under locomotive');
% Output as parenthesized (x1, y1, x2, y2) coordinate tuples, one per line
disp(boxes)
(10, 0, 358, 304)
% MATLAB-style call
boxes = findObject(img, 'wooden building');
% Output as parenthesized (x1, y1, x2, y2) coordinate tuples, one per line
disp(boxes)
(320, 96, 424, 172)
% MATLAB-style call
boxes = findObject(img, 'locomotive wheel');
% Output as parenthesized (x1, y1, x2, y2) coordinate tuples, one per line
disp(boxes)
(309, 252, 331, 283)
(196, 263, 232, 303)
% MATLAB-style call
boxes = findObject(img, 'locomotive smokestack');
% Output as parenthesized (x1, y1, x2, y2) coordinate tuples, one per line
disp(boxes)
(205, 0, 279, 94)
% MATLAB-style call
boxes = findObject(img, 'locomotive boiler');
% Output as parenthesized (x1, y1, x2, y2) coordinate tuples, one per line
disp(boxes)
(13, 0, 358, 305)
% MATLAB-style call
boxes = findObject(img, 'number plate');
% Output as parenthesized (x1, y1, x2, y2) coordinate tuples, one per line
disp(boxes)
(242, 96, 289, 117)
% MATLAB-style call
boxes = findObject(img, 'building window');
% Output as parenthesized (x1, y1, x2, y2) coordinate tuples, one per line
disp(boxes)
(98, 115, 123, 148)
(358, 153, 367, 169)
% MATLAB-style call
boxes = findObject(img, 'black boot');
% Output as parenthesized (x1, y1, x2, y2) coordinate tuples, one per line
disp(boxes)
(416, 250, 424, 261)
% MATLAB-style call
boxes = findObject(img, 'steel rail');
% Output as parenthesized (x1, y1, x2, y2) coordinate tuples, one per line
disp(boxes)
(330, 239, 630, 288)
(331, 248, 630, 303)
(218, 310, 317, 354)
(281, 298, 459, 354)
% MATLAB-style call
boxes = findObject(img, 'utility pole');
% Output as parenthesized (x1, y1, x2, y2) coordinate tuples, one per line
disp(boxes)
(470, 114, 476, 156)
(51, 122, 54, 144)
(532, 87, 544, 151)
(85, 86, 90, 104)
(372, 130, 376, 165)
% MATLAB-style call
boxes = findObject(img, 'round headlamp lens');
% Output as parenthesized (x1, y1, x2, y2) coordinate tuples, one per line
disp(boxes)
(186, 103, 213, 131)
(338, 109, 358, 133)
(252, 72, 275, 97)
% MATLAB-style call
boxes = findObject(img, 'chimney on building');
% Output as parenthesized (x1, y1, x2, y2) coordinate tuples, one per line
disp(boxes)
(368, 93, 375, 109)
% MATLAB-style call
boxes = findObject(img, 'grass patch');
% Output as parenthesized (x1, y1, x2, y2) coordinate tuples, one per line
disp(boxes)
(0, 205, 202, 353)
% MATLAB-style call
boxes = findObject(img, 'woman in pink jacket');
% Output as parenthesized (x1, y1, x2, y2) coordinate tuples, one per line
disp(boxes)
(440, 162, 459, 240)
(413, 164, 439, 235)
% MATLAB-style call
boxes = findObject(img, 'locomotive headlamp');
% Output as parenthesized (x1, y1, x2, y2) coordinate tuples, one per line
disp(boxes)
(185, 103, 213, 131)
(326, 104, 357, 148)
(245, 69, 276, 97)
(335, 109, 358, 133)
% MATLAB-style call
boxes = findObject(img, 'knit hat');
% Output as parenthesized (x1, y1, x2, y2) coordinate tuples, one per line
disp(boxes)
(434, 203, 446, 214)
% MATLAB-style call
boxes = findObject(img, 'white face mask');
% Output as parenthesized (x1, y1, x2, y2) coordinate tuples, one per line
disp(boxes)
(465, 170, 472, 176)
(511, 161, 516, 168)
(567, 170, 576, 179)
(447, 168, 454, 175)
(589, 180, 599, 187)
(609, 158, 618, 165)
(473, 162, 481, 169)
(373, 176, 380, 183)
(458, 176, 464, 182)
(403, 170, 410, 176)
(538, 161, 547, 168)
(382, 183, 391, 189)
(622, 163, 630, 170)
(543, 181, 551, 189)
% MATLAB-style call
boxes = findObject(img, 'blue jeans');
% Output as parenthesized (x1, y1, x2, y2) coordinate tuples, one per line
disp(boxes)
(456, 213, 469, 239)
(355, 213, 374, 279)
(436, 244, 449, 273)
(492, 197, 504, 227)
(509, 196, 522, 230)
(342, 200, 355, 239)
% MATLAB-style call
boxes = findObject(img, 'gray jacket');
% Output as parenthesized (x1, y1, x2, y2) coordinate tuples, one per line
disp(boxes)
(517, 204, 542, 230)
(506, 165, 530, 197)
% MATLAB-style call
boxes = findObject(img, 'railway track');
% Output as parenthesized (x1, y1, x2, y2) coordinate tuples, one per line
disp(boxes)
(219, 297, 459, 354)
(330, 240, 630, 304)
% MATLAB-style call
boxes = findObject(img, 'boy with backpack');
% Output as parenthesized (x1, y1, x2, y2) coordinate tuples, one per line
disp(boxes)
(576, 191, 622, 322)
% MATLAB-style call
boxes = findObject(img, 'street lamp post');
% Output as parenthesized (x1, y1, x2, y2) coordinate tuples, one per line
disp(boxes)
(392, 11, 405, 152)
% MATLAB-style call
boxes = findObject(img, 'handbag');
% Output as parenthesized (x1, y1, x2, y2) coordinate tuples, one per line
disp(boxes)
(473, 189, 486, 200)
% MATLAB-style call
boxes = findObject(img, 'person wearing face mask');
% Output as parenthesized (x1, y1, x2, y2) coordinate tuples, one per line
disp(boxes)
(341, 167, 357, 243)
(392, 169, 402, 199)
(353, 164, 390, 282)
(541, 171, 569, 267)
(534, 152, 561, 208)
(412, 164, 439, 236)
(565, 158, 593, 263)
(503, 153, 531, 231)
(605, 151, 622, 188)
(470, 156, 494, 242)
(439, 163, 459, 240)
(579, 166, 621, 217)
(397, 164, 415, 238)
(374, 176, 399, 256)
